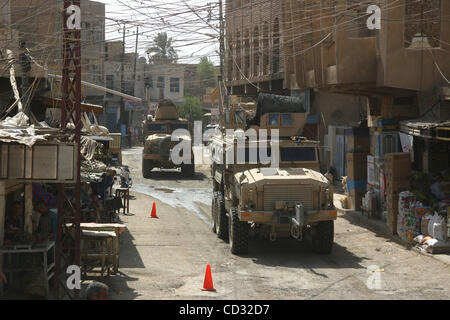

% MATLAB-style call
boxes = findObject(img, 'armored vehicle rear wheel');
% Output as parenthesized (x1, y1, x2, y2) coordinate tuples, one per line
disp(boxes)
(311, 220, 334, 254)
(229, 207, 249, 254)
(142, 159, 153, 178)
(181, 163, 195, 177)
(216, 193, 229, 242)
(211, 192, 218, 233)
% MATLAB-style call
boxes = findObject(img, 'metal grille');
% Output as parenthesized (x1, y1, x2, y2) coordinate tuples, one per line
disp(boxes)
(263, 185, 314, 211)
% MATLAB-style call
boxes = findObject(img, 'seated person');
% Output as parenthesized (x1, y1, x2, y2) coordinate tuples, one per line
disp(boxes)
(89, 194, 104, 222)
(33, 201, 56, 243)
(4, 201, 23, 244)
(430, 173, 450, 201)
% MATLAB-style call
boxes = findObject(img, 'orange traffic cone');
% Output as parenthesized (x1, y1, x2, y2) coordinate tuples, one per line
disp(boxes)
(150, 202, 158, 218)
(201, 264, 216, 291)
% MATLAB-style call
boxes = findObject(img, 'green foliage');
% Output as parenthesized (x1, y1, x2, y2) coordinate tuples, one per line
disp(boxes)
(199, 57, 217, 89)
(178, 95, 204, 121)
(146, 32, 178, 64)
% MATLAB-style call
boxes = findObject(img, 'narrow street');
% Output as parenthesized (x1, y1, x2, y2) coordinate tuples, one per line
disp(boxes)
(104, 147, 450, 300)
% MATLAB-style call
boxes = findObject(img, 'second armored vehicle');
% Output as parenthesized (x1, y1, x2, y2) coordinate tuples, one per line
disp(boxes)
(142, 100, 195, 178)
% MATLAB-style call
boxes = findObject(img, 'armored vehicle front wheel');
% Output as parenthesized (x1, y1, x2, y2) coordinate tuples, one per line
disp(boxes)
(229, 207, 249, 254)
(215, 193, 229, 242)
(311, 220, 334, 254)
(142, 159, 153, 178)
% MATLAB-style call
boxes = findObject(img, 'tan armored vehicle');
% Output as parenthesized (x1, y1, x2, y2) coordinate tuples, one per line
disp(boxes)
(210, 93, 336, 254)
(142, 100, 194, 178)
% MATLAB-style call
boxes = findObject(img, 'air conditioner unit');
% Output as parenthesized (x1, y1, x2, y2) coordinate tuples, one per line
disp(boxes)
(374, 131, 400, 158)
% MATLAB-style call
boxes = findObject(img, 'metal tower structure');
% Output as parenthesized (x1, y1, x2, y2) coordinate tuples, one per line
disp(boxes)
(54, 0, 82, 299)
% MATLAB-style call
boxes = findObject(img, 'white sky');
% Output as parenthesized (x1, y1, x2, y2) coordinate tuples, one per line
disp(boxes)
(95, 0, 220, 65)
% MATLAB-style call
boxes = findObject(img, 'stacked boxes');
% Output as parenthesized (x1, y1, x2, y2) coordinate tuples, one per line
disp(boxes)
(384, 152, 412, 234)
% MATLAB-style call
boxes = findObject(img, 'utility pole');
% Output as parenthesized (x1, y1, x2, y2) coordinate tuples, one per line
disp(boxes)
(133, 26, 139, 87)
(120, 24, 126, 130)
(218, 0, 227, 114)
(131, 26, 139, 127)
(55, 0, 82, 299)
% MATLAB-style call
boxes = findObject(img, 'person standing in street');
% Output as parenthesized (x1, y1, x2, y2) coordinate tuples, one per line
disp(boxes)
(126, 126, 133, 148)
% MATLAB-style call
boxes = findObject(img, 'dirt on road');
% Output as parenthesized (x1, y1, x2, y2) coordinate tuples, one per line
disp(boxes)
(102, 147, 450, 300)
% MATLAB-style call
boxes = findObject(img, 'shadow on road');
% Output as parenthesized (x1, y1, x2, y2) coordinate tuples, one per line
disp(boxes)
(243, 238, 367, 270)
(83, 272, 141, 300)
(115, 217, 146, 269)
(145, 169, 208, 181)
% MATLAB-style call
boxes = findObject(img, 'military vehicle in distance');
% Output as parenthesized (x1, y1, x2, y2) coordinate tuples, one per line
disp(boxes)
(142, 99, 194, 178)
(210, 93, 336, 254)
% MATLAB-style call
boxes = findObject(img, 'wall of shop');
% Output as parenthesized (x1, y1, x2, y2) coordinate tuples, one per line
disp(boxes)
(310, 91, 367, 168)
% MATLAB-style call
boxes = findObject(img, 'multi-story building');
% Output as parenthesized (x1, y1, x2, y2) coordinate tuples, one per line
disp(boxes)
(145, 64, 186, 105)
(0, 0, 106, 116)
(225, 0, 450, 168)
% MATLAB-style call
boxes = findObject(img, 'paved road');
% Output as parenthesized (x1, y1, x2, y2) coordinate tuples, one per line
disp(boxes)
(105, 147, 450, 300)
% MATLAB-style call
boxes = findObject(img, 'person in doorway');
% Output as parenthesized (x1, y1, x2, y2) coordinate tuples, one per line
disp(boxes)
(89, 194, 104, 222)
(33, 201, 55, 243)
(4, 201, 23, 243)
(430, 173, 450, 201)
(126, 126, 133, 148)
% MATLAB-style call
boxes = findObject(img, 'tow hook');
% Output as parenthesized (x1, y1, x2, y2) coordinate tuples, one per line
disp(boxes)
(290, 202, 305, 240)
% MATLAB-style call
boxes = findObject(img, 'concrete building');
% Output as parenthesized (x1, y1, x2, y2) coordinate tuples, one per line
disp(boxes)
(0, 0, 106, 116)
(145, 64, 186, 105)
(225, 0, 450, 169)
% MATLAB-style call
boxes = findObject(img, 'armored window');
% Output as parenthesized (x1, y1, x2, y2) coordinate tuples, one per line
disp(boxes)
(268, 113, 279, 126)
(280, 147, 316, 162)
(282, 113, 293, 126)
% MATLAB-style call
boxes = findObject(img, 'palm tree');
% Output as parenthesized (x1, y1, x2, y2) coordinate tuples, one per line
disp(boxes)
(146, 32, 178, 64)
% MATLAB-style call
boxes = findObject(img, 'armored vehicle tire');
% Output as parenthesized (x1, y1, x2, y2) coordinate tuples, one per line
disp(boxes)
(181, 163, 195, 177)
(142, 159, 153, 178)
(211, 192, 218, 233)
(216, 193, 229, 241)
(229, 207, 249, 254)
(311, 220, 334, 254)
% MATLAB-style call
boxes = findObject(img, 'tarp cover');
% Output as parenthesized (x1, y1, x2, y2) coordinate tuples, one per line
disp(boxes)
(248, 93, 306, 127)
(257, 93, 306, 115)
(0, 112, 49, 146)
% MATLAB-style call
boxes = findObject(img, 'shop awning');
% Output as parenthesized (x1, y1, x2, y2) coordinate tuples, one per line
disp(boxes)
(400, 118, 450, 140)
(39, 97, 103, 114)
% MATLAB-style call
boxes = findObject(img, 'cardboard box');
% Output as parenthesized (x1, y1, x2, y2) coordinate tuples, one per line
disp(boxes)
(386, 179, 411, 196)
(384, 152, 411, 179)
(346, 152, 368, 180)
